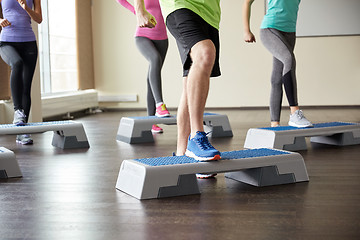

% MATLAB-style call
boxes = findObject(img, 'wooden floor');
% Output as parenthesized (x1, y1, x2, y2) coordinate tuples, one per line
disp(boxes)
(1, 108, 360, 240)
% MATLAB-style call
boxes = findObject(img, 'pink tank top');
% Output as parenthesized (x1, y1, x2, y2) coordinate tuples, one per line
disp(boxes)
(117, 0, 167, 40)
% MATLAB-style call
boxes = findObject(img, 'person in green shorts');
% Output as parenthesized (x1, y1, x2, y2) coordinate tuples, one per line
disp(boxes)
(134, 0, 222, 165)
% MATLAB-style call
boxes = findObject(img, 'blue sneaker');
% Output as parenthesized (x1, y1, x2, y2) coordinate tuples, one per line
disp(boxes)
(185, 131, 221, 161)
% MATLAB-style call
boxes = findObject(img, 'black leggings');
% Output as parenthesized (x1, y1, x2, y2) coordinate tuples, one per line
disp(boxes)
(0, 41, 38, 121)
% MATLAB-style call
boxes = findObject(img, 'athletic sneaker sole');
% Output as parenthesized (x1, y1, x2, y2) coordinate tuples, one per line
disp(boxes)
(16, 139, 33, 145)
(13, 122, 26, 126)
(288, 121, 314, 128)
(196, 173, 217, 179)
(185, 150, 221, 161)
(151, 129, 163, 133)
(155, 113, 170, 118)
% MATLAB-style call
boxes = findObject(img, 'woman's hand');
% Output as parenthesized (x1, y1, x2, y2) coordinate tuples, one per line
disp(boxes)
(17, 0, 28, 10)
(0, 19, 11, 28)
(244, 31, 256, 43)
(134, 0, 156, 28)
(137, 10, 157, 28)
(16, 0, 43, 24)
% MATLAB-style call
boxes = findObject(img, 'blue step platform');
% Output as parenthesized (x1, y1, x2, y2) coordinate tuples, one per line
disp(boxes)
(0, 121, 89, 149)
(244, 122, 360, 151)
(0, 147, 22, 178)
(116, 148, 309, 200)
(116, 113, 233, 144)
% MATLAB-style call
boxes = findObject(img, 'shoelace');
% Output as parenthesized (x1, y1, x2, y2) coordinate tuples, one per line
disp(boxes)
(195, 132, 214, 150)
(296, 110, 304, 119)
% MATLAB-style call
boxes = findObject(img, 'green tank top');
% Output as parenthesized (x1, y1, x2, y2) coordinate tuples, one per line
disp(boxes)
(261, 0, 300, 32)
(159, 0, 221, 30)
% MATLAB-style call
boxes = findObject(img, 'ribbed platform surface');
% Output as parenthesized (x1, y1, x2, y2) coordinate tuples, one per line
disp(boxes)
(134, 148, 290, 166)
(0, 121, 74, 129)
(0, 121, 89, 149)
(260, 122, 357, 131)
(117, 113, 233, 144)
(126, 112, 218, 120)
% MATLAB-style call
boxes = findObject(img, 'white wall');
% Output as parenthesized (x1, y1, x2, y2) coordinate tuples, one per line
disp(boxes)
(92, 0, 360, 109)
(29, 22, 42, 122)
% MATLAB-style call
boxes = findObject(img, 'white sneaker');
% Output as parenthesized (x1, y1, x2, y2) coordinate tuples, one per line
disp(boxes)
(16, 134, 33, 145)
(288, 110, 313, 128)
(13, 109, 26, 126)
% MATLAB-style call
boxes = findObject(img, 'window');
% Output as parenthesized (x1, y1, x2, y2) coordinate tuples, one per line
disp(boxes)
(38, 0, 78, 94)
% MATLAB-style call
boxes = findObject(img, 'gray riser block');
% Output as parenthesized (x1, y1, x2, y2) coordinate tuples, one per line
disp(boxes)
(0, 147, 22, 178)
(225, 166, 295, 187)
(311, 132, 360, 146)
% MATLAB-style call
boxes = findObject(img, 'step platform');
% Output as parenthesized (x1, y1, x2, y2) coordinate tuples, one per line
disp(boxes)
(116, 148, 309, 200)
(117, 113, 233, 144)
(0, 147, 22, 178)
(0, 121, 90, 149)
(244, 122, 360, 151)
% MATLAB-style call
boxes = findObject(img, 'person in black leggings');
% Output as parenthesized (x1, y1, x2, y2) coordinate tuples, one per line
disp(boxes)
(0, 41, 38, 122)
(0, 0, 42, 144)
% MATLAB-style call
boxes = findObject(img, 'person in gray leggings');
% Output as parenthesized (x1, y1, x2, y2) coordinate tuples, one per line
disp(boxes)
(117, 0, 170, 133)
(243, 0, 312, 128)
(135, 37, 168, 118)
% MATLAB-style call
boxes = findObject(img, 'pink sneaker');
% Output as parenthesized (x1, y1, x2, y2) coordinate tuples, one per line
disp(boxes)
(151, 124, 163, 133)
(155, 104, 170, 117)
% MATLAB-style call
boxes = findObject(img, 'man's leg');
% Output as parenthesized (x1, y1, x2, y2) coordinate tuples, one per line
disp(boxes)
(187, 40, 216, 138)
(176, 77, 190, 156)
(176, 40, 216, 156)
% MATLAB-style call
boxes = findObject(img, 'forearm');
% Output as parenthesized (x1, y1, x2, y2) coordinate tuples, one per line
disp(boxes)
(133, 0, 156, 28)
(24, 5, 42, 23)
(133, 0, 146, 16)
(243, 0, 254, 33)
(117, 0, 136, 15)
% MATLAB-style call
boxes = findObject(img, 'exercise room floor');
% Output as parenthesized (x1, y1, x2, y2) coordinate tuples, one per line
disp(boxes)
(1, 108, 360, 240)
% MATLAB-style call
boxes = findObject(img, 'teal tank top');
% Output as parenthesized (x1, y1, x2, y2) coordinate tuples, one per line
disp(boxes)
(261, 0, 300, 32)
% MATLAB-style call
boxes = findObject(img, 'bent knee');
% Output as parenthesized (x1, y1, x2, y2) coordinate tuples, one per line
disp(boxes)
(149, 54, 163, 68)
(191, 40, 216, 69)
(282, 54, 296, 72)
(10, 59, 24, 70)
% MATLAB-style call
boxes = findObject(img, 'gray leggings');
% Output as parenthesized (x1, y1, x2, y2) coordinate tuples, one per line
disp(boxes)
(135, 37, 168, 116)
(260, 28, 298, 122)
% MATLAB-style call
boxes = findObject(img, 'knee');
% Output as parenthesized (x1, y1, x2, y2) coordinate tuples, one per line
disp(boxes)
(149, 54, 163, 69)
(283, 54, 296, 72)
(271, 80, 282, 87)
(10, 59, 24, 71)
(191, 41, 216, 70)
(271, 80, 283, 90)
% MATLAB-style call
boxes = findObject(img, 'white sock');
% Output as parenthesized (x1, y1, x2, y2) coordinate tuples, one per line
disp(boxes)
(156, 102, 164, 108)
